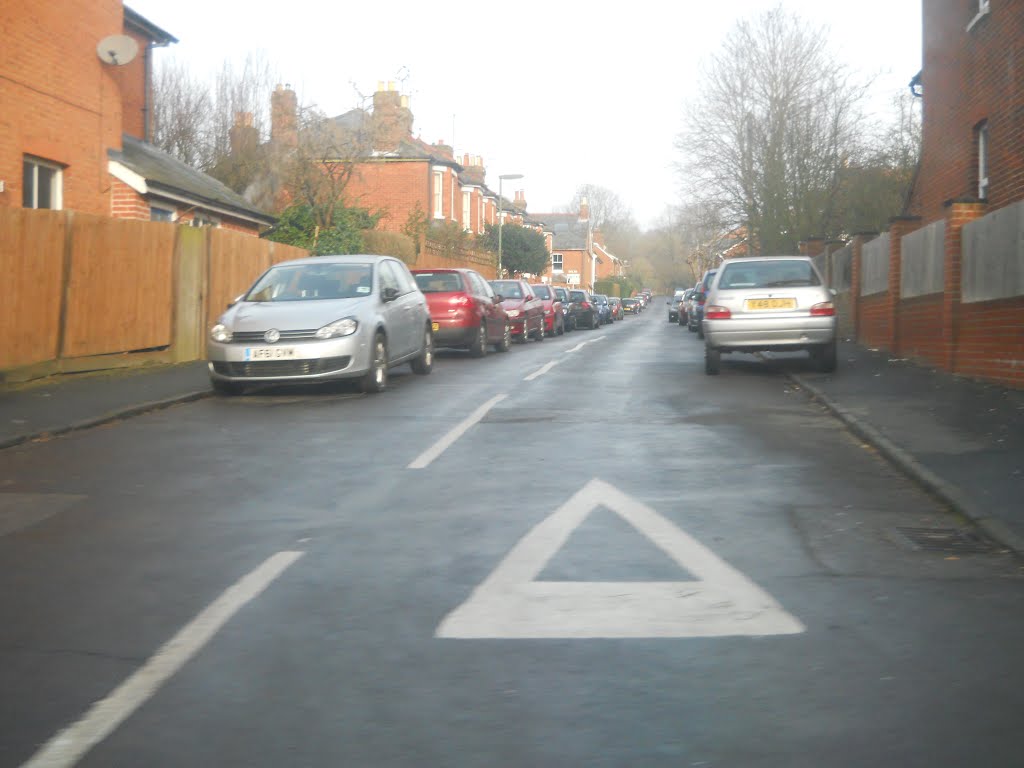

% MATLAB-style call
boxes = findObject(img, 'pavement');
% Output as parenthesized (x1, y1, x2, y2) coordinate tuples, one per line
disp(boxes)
(1, 343, 1022, 555)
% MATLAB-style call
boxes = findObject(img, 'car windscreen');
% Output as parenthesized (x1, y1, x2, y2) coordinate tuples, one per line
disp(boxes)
(246, 263, 373, 301)
(491, 281, 523, 299)
(533, 286, 551, 299)
(718, 261, 821, 289)
(414, 272, 464, 293)
(569, 291, 586, 302)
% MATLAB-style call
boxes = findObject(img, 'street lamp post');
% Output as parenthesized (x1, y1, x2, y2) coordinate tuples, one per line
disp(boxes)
(497, 173, 523, 279)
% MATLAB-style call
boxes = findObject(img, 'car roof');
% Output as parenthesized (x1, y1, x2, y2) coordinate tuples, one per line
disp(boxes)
(273, 254, 392, 267)
(720, 255, 811, 264)
(411, 267, 473, 274)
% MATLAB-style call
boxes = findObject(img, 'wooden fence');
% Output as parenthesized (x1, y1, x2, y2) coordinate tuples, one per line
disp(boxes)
(0, 208, 307, 382)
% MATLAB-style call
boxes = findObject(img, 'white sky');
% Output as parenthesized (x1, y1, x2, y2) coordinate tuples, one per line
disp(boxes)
(126, 0, 922, 229)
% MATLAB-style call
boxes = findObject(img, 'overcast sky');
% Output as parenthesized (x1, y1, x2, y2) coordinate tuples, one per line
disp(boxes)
(126, 0, 922, 229)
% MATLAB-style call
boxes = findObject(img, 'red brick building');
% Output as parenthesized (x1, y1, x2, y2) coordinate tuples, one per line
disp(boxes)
(2, 2, 272, 233)
(854, 0, 1024, 386)
(529, 199, 621, 290)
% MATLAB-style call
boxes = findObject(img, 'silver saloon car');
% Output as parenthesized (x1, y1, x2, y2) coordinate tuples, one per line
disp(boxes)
(701, 256, 837, 375)
(208, 255, 434, 394)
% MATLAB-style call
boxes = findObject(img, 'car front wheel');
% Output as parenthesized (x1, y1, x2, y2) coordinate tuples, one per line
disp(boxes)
(362, 333, 388, 393)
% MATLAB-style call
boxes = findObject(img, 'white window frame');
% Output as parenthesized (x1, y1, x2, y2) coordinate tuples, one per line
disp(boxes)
(551, 252, 564, 273)
(23, 156, 63, 210)
(432, 171, 444, 219)
(462, 191, 472, 232)
(977, 122, 989, 200)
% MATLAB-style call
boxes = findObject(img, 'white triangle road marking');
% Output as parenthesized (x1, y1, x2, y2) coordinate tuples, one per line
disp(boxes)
(435, 479, 805, 639)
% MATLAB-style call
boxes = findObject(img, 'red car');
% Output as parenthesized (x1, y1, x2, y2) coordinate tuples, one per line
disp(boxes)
(412, 268, 511, 356)
(529, 284, 565, 337)
(490, 279, 545, 343)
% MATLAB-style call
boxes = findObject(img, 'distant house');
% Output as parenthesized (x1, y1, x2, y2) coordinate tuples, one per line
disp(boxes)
(3, 2, 272, 234)
(529, 199, 621, 290)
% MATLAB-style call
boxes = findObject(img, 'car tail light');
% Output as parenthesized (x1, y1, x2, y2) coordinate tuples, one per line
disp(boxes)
(581, 301, 591, 309)
(705, 305, 731, 320)
(810, 301, 835, 316)
(448, 295, 472, 308)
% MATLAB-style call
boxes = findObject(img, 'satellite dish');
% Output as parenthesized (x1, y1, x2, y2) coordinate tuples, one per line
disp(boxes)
(97, 35, 139, 66)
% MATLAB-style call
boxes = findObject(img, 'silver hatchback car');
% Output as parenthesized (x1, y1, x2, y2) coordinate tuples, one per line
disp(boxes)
(208, 255, 434, 394)
(701, 256, 837, 375)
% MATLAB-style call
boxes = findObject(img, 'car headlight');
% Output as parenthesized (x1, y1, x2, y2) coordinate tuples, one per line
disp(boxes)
(506, 309, 521, 318)
(210, 323, 232, 343)
(315, 316, 359, 339)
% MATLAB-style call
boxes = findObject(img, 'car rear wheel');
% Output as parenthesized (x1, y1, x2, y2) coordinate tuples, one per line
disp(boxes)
(705, 345, 720, 375)
(556, 316, 565, 336)
(696, 323, 705, 340)
(469, 322, 487, 358)
(411, 326, 433, 375)
(494, 322, 511, 353)
(813, 340, 838, 373)
(535, 318, 545, 341)
(362, 333, 388, 393)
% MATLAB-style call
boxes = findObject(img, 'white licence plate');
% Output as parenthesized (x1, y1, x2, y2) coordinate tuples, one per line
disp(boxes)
(245, 347, 297, 360)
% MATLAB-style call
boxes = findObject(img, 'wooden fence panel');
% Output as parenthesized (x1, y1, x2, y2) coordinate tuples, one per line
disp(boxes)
(417, 243, 497, 279)
(207, 229, 273, 321)
(0, 208, 65, 368)
(62, 215, 175, 357)
(269, 241, 309, 265)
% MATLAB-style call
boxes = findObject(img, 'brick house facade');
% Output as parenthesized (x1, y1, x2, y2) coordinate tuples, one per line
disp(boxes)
(530, 199, 621, 290)
(855, 0, 1024, 386)
(3, 2, 272, 234)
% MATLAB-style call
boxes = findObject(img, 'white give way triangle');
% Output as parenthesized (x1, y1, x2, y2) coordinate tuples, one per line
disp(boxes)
(436, 479, 805, 639)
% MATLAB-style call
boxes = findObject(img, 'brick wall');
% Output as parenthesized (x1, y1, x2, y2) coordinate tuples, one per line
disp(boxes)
(955, 296, 1024, 386)
(907, 0, 1024, 221)
(110, 178, 149, 220)
(896, 295, 945, 363)
(346, 160, 430, 233)
(858, 293, 890, 349)
(1, 1, 127, 216)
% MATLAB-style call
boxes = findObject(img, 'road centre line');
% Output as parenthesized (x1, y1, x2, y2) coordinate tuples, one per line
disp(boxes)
(566, 336, 605, 354)
(407, 394, 508, 469)
(22, 551, 304, 768)
(524, 360, 561, 381)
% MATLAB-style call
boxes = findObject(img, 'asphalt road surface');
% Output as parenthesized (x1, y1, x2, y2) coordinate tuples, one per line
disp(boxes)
(2, 304, 1023, 767)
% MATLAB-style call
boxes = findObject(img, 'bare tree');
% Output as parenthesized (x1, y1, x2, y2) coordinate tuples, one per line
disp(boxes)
(565, 184, 635, 235)
(151, 59, 213, 169)
(676, 7, 870, 254)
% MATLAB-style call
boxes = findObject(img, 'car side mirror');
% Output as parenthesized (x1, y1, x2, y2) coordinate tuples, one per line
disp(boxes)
(829, 288, 838, 297)
(382, 286, 400, 302)
(494, 294, 503, 303)
(228, 293, 244, 309)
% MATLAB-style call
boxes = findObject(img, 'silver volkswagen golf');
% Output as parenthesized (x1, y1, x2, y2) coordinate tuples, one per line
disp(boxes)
(208, 255, 434, 394)
(701, 256, 837, 375)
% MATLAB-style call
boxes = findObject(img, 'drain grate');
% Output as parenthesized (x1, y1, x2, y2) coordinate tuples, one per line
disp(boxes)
(893, 527, 996, 554)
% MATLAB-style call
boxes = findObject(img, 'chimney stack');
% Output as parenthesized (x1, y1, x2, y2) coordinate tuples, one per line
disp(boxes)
(230, 112, 259, 156)
(514, 189, 527, 211)
(579, 196, 590, 222)
(271, 84, 298, 148)
(460, 154, 486, 185)
(371, 81, 413, 152)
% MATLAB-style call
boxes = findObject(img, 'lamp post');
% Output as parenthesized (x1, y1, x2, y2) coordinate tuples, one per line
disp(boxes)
(497, 172, 523, 279)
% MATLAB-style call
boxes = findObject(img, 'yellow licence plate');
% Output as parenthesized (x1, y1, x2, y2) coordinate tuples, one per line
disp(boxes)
(431, 322, 440, 331)
(745, 298, 796, 311)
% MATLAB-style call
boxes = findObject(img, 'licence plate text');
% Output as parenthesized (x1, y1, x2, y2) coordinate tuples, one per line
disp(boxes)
(745, 298, 796, 311)
(245, 347, 296, 360)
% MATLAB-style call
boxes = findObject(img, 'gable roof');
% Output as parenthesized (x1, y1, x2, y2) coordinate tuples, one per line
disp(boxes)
(530, 212, 589, 250)
(109, 136, 275, 226)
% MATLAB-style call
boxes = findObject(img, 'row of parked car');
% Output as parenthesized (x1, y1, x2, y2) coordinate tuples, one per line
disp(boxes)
(667, 256, 839, 376)
(206, 255, 653, 395)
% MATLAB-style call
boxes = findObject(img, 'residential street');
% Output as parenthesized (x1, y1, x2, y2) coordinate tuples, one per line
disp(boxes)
(2, 308, 1023, 768)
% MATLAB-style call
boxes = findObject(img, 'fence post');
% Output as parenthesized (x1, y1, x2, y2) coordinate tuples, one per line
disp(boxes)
(171, 225, 209, 363)
(886, 216, 922, 354)
(941, 198, 986, 372)
(849, 232, 876, 345)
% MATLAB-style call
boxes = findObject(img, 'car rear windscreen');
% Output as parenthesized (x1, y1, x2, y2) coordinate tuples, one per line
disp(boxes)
(533, 286, 551, 299)
(719, 261, 820, 289)
(414, 272, 465, 293)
